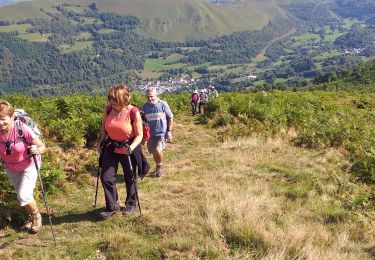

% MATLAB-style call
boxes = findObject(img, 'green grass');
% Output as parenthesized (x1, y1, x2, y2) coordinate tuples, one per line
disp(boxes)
(208, 65, 245, 75)
(142, 54, 209, 78)
(75, 32, 92, 41)
(313, 203, 349, 224)
(290, 33, 320, 47)
(164, 53, 185, 63)
(252, 55, 267, 63)
(343, 18, 359, 29)
(70, 41, 93, 51)
(254, 80, 266, 86)
(139, 70, 163, 79)
(17, 32, 49, 42)
(314, 50, 341, 61)
(82, 17, 103, 25)
(0, 1, 53, 21)
(98, 28, 117, 34)
(231, 77, 245, 83)
(323, 31, 344, 42)
(0, 23, 31, 34)
(62, 5, 86, 14)
(143, 58, 170, 72)
(274, 78, 287, 84)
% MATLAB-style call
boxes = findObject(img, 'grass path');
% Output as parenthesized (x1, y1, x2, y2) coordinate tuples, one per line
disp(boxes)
(0, 113, 374, 259)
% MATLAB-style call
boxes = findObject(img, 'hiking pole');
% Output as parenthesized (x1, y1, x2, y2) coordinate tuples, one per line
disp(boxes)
(93, 151, 102, 209)
(125, 144, 142, 215)
(93, 139, 106, 208)
(32, 154, 57, 246)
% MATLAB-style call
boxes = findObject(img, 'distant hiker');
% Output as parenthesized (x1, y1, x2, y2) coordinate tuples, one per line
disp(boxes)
(190, 90, 199, 116)
(142, 88, 174, 177)
(97, 85, 149, 219)
(0, 100, 46, 233)
(198, 90, 208, 114)
(208, 86, 218, 99)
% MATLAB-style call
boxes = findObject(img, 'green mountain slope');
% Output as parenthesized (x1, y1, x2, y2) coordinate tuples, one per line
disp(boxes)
(314, 59, 375, 91)
(341, 60, 375, 88)
(0, 0, 288, 40)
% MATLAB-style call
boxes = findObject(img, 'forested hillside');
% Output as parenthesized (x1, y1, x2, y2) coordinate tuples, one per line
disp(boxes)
(0, 3, 294, 95)
(0, 0, 374, 94)
(0, 6, 168, 95)
(311, 59, 375, 91)
(330, 0, 375, 25)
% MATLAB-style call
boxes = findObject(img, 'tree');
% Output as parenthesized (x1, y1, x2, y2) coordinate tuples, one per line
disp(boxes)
(88, 3, 98, 11)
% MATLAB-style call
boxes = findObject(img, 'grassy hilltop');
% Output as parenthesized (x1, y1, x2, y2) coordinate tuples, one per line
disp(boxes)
(0, 0, 287, 40)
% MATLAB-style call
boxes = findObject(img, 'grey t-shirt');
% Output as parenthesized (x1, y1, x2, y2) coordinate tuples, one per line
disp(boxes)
(142, 99, 173, 140)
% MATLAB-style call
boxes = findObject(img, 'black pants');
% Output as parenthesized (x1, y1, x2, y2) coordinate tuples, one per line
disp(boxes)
(191, 101, 198, 116)
(101, 147, 136, 211)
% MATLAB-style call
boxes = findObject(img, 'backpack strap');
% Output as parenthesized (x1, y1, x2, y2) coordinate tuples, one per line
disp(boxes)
(105, 105, 112, 117)
(130, 106, 138, 123)
(15, 119, 27, 143)
(104, 105, 138, 122)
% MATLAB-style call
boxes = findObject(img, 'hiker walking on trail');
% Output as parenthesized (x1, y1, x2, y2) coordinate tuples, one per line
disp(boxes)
(198, 90, 208, 114)
(97, 85, 148, 219)
(142, 88, 174, 177)
(0, 100, 46, 233)
(190, 90, 199, 116)
(208, 86, 218, 99)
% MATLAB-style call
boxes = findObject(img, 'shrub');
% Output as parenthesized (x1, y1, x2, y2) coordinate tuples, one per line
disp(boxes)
(350, 155, 375, 184)
(212, 112, 230, 127)
(205, 98, 227, 118)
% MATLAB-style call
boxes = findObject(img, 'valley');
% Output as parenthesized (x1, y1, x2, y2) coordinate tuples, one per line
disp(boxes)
(0, 0, 373, 95)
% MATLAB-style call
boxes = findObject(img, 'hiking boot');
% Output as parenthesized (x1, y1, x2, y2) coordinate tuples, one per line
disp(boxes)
(100, 206, 120, 220)
(156, 165, 163, 177)
(124, 206, 136, 215)
(29, 211, 42, 234)
(21, 214, 33, 231)
(150, 165, 163, 177)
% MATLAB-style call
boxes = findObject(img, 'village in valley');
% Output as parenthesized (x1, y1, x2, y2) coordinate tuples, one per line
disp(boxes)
(137, 72, 258, 94)
(137, 74, 213, 94)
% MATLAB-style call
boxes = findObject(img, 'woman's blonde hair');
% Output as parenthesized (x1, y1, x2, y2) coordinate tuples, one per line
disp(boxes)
(107, 85, 130, 108)
(0, 100, 14, 117)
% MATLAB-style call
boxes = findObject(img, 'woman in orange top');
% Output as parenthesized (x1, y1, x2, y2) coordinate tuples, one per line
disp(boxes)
(97, 85, 143, 219)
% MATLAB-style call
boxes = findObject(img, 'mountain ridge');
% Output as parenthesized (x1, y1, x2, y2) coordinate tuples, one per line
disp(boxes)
(0, 0, 288, 40)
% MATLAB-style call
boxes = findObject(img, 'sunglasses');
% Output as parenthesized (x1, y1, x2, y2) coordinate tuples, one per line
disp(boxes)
(5, 141, 11, 155)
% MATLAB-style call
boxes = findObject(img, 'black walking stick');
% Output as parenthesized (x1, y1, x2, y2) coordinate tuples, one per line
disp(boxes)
(32, 154, 57, 246)
(125, 144, 142, 215)
(93, 140, 106, 209)
(93, 151, 102, 209)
